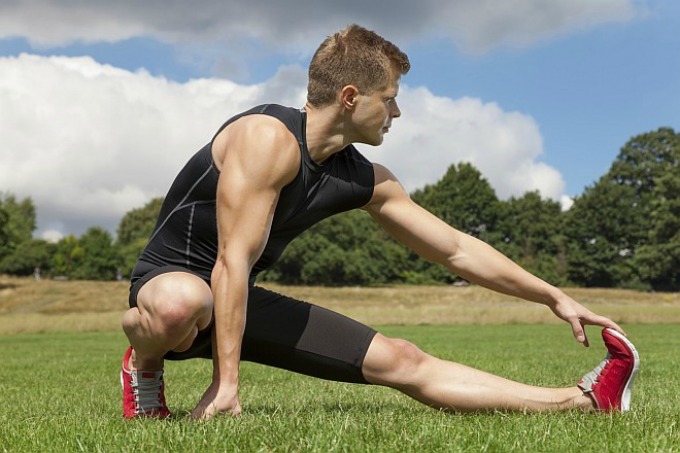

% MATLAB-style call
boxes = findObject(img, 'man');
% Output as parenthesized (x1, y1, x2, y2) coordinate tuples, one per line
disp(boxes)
(121, 24, 639, 420)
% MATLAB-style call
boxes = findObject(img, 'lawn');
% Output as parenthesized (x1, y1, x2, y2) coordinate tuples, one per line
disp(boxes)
(1, 324, 678, 452)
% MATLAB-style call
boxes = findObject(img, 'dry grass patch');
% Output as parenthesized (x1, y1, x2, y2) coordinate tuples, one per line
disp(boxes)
(1, 275, 679, 334)
(265, 284, 680, 326)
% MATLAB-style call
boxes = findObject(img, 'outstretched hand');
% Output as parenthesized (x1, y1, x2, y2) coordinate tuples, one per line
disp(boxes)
(191, 380, 242, 420)
(548, 294, 625, 347)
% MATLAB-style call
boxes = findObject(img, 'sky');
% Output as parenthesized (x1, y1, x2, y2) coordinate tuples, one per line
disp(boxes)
(0, 0, 678, 242)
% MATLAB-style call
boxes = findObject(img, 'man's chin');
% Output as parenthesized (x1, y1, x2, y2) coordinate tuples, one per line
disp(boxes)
(355, 133, 385, 147)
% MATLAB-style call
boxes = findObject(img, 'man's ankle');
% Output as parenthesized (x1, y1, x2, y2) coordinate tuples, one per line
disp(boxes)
(129, 349, 164, 371)
(573, 387, 596, 410)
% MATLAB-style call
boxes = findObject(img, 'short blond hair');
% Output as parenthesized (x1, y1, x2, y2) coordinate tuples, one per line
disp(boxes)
(307, 24, 410, 107)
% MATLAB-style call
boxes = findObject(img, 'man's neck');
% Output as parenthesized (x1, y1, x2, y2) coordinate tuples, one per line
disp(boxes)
(303, 103, 353, 165)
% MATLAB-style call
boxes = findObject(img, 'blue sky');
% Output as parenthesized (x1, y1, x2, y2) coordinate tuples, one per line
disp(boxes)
(0, 0, 678, 239)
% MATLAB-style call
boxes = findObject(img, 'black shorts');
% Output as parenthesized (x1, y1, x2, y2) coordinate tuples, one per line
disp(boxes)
(129, 265, 377, 384)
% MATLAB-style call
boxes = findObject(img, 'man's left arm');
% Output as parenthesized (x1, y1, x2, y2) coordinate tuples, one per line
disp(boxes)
(363, 164, 623, 346)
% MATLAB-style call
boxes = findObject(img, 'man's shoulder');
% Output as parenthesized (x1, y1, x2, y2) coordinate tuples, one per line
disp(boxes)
(231, 104, 303, 142)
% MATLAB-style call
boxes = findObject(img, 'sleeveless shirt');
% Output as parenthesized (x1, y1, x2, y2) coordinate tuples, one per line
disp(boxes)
(132, 104, 375, 285)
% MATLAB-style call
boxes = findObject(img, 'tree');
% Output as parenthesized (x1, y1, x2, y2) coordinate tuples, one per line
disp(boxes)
(117, 197, 164, 246)
(117, 197, 164, 276)
(496, 191, 567, 285)
(0, 239, 55, 276)
(49, 228, 119, 280)
(636, 170, 680, 289)
(0, 205, 9, 257)
(0, 193, 37, 259)
(266, 210, 408, 286)
(565, 128, 680, 288)
(408, 162, 501, 283)
(72, 227, 120, 280)
(411, 163, 501, 240)
(51, 235, 84, 278)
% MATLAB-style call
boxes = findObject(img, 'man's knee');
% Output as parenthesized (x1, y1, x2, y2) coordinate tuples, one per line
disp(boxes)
(137, 273, 213, 334)
(362, 334, 427, 385)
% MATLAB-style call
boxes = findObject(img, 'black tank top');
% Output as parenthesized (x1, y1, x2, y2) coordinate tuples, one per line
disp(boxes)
(132, 104, 375, 285)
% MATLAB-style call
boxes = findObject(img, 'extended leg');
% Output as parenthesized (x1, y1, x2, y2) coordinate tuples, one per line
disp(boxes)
(362, 334, 594, 412)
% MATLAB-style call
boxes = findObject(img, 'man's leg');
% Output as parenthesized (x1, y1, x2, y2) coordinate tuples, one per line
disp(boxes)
(361, 333, 594, 412)
(122, 271, 213, 370)
(120, 271, 213, 418)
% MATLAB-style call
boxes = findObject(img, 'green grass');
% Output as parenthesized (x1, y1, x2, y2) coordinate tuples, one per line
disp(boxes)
(1, 324, 678, 452)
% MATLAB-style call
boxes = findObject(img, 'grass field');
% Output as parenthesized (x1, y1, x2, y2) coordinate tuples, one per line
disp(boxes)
(1, 276, 679, 452)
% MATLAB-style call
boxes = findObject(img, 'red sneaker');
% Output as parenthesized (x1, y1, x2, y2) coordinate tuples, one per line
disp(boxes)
(578, 328, 640, 412)
(120, 346, 171, 419)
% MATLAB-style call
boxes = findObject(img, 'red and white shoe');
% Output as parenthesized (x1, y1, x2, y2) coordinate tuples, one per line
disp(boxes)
(121, 346, 171, 419)
(578, 328, 640, 412)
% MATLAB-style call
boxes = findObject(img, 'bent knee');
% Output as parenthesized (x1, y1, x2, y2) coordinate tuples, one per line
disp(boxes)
(137, 273, 213, 331)
(362, 335, 427, 385)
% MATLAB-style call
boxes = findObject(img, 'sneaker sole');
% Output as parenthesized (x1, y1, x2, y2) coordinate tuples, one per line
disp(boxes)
(604, 328, 640, 412)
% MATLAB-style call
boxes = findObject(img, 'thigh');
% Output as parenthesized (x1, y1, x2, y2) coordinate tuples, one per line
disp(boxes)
(240, 286, 377, 384)
(129, 264, 211, 311)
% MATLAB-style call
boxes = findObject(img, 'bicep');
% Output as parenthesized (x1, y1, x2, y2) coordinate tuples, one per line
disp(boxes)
(214, 118, 298, 268)
(216, 170, 279, 267)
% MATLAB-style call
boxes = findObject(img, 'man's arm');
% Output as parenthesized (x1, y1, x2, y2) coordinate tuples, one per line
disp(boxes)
(192, 115, 299, 419)
(363, 164, 623, 346)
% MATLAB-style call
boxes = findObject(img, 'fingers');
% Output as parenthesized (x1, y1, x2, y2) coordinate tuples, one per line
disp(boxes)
(191, 399, 242, 420)
(569, 311, 628, 348)
(570, 319, 589, 347)
(599, 317, 626, 336)
(581, 312, 627, 336)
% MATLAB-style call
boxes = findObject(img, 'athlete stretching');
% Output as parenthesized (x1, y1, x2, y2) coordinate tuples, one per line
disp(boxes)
(121, 24, 639, 419)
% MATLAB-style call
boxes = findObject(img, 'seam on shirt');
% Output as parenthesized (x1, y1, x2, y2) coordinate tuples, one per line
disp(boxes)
(145, 162, 215, 245)
(186, 203, 195, 267)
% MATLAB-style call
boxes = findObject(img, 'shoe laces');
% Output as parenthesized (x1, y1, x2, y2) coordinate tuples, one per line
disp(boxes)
(580, 352, 611, 392)
(129, 369, 166, 413)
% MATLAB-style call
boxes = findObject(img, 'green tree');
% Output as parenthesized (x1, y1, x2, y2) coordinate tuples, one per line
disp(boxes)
(496, 191, 567, 285)
(0, 193, 37, 259)
(408, 162, 501, 284)
(411, 163, 501, 240)
(117, 197, 164, 246)
(636, 170, 680, 289)
(0, 205, 9, 257)
(265, 210, 408, 286)
(72, 227, 120, 280)
(117, 197, 164, 276)
(0, 239, 56, 276)
(51, 235, 83, 277)
(565, 128, 679, 288)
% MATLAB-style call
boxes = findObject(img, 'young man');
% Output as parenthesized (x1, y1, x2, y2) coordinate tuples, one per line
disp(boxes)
(121, 24, 639, 419)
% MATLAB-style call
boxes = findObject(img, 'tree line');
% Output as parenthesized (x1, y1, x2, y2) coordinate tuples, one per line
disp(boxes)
(1, 127, 678, 290)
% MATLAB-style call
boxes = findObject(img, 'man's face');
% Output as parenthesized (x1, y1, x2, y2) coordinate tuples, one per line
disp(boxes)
(352, 76, 401, 146)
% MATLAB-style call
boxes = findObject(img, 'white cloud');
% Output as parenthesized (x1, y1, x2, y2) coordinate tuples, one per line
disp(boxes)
(0, 54, 306, 237)
(0, 0, 637, 53)
(560, 195, 575, 211)
(1, 54, 563, 238)
(40, 230, 64, 243)
(368, 88, 565, 199)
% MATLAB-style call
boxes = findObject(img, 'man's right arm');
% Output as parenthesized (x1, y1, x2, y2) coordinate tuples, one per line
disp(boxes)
(191, 115, 299, 419)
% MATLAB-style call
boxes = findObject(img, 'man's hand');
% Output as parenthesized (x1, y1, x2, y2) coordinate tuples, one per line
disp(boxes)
(548, 294, 626, 347)
(191, 380, 242, 420)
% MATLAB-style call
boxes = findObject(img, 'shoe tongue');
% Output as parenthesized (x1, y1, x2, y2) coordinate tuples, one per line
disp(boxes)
(141, 371, 158, 379)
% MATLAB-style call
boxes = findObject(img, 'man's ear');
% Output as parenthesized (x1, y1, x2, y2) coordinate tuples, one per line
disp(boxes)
(340, 85, 359, 110)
